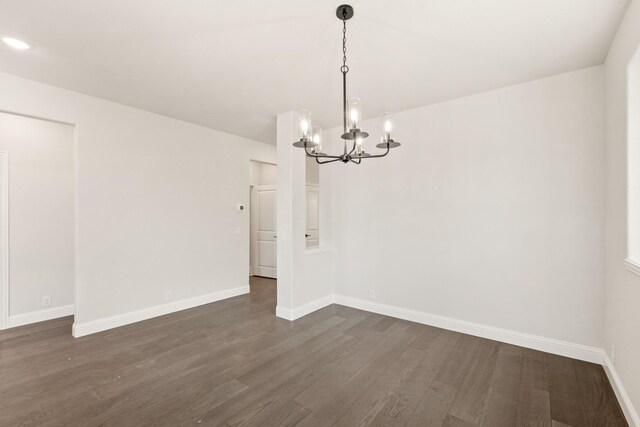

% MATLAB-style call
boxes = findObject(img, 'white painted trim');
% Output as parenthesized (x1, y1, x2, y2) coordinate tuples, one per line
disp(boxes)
(0, 118, 77, 331)
(275, 305, 293, 320)
(250, 184, 256, 277)
(304, 246, 333, 256)
(333, 295, 603, 363)
(603, 352, 640, 427)
(0, 152, 8, 330)
(7, 304, 74, 328)
(278, 294, 604, 363)
(276, 294, 334, 321)
(251, 184, 277, 279)
(72, 123, 79, 331)
(624, 258, 640, 277)
(72, 286, 249, 338)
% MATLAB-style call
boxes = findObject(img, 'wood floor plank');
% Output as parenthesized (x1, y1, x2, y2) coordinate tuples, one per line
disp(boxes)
(371, 315, 396, 332)
(516, 349, 552, 427)
(405, 380, 459, 426)
(480, 343, 524, 426)
(573, 359, 628, 426)
(435, 334, 490, 388)
(444, 337, 500, 424)
(548, 353, 588, 426)
(0, 277, 627, 426)
(199, 334, 355, 426)
(105, 378, 248, 427)
(295, 323, 419, 426)
(331, 345, 426, 426)
(247, 399, 311, 427)
(369, 330, 460, 426)
(442, 413, 477, 427)
(224, 335, 369, 427)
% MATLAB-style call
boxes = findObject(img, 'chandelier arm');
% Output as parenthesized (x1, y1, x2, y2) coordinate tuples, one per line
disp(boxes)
(303, 145, 342, 159)
(308, 153, 342, 160)
(345, 139, 357, 157)
(363, 146, 390, 158)
(316, 157, 343, 165)
(349, 158, 362, 164)
(307, 153, 343, 160)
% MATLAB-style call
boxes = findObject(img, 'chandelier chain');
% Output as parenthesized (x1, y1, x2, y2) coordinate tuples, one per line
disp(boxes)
(341, 18, 349, 74)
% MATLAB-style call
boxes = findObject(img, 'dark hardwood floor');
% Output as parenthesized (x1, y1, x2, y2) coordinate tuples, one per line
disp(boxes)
(0, 277, 627, 426)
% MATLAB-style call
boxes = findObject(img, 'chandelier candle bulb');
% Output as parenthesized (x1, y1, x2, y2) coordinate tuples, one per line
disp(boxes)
(348, 97, 361, 130)
(381, 113, 392, 141)
(312, 126, 322, 145)
(299, 110, 312, 141)
(312, 126, 323, 154)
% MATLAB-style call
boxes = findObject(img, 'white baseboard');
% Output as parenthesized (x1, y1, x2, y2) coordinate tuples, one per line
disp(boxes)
(276, 294, 604, 363)
(603, 352, 640, 427)
(275, 305, 293, 320)
(330, 295, 603, 364)
(624, 258, 640, 277)
(8, 304, 75, 328)
(275, 294, 334, 321)
(72, 285, 249, 338)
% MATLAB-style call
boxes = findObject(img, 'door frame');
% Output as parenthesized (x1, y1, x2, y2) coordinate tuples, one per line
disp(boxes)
(250, 184, 255, 276)
(0, 111, 77, 331)
(250, 184, 277, 278)
(0, 152, 9, 329)
(305, 184, 320, 248)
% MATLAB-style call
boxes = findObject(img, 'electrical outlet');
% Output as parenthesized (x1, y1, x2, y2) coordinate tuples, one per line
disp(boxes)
(42, 295, 52, 306)
(369, 289, 375, 300)
(164, 291, 172, 302)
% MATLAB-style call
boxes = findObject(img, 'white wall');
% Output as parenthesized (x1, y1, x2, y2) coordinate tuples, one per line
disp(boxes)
(249, 160, 277, 186)
(276, 112, 334, 319)
(604, 0, 640, 421)
(629, 53, 640, 265)
(0, 113, 74, 315)
(0, 71, 276, 333)
(329, 66, 606, 348)
(305, 156, 319, 185)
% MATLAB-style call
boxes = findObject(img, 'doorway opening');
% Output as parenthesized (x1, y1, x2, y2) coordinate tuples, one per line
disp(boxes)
(249, 160, 277, 294)
(305, 154, 320, 249)
(0, 112, 76, 330)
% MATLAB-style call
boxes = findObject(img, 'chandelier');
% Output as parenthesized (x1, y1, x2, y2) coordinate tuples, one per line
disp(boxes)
(293, 4, 401, 164)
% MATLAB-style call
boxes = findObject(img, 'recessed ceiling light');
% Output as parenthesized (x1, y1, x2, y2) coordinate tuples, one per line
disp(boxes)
(2, 37, 32, 50)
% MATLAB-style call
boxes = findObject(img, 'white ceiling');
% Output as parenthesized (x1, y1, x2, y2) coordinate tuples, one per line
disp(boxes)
(0, 0, 629, 144)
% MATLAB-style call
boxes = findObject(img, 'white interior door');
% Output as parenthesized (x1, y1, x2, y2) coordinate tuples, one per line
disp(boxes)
(306, 185, 319, 248)
(251, 185, 277, 278)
